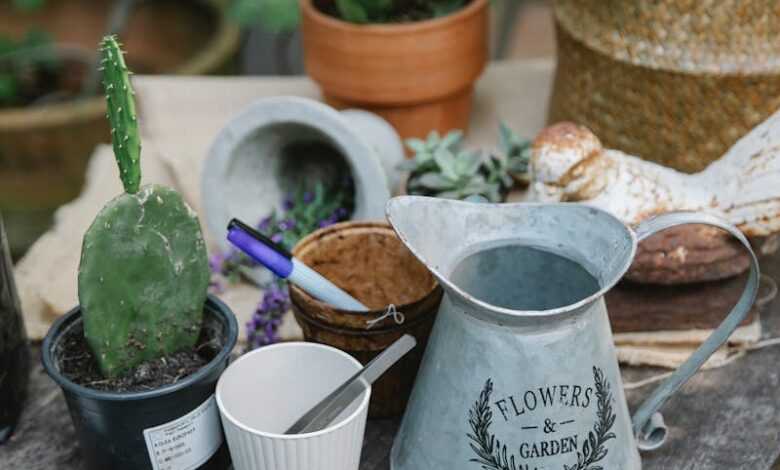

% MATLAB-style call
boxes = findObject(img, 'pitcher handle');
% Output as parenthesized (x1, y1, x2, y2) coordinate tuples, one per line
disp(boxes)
(630, 212, 760, 451)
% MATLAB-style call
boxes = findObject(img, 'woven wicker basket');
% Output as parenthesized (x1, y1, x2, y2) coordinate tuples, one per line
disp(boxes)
(548, 0, 780, 173)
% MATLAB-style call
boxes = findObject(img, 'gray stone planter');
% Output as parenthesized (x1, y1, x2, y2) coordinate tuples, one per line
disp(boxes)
(202, 96, 403, 243)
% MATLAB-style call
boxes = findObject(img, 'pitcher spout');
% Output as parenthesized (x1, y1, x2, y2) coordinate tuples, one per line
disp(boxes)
(385, 196, 638, 318)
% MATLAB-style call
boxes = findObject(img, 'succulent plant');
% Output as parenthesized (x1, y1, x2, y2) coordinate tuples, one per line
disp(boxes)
(401, 124, 531, 202)
(499, 121, 532, 178)
(77, 36, 210, 378)
(406, 147, 507, 202)
(398, 129, 463, 174)
(231, 0, 468, 30)
(335, 0, 467, 23)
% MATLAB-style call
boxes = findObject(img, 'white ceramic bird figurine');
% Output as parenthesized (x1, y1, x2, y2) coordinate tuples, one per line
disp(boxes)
(529, 113, 780, 237)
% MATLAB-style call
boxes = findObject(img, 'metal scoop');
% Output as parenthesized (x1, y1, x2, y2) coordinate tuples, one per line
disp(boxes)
(285, 334, 417, 434)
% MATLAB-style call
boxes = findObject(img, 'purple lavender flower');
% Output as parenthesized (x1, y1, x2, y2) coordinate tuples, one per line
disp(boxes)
(318, 217, 335, 228)
(257, 215, 273, 232)
(282, 197, 294, 211)
(208, 252, 225, 274)
(303, 191, 314, 203)
(278, 219, 296, 231)
(271, 233, 283, 244)
(246, 281, 291, 350)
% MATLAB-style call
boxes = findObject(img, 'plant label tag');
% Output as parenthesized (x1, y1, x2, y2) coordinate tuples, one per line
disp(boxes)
(143, 395, 223, 470)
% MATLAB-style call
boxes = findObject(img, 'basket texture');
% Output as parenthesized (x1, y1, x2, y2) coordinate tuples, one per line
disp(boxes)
(548, 0, 780, 173)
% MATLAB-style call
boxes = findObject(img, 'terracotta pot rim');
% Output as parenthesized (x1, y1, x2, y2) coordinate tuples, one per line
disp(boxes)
(301, 0, 488, 36)
(291, 220, 440, 318)
(0, 0, 239, 130)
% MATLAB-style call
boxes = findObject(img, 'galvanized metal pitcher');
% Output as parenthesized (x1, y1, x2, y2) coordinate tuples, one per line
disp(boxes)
(386, 196, 759, 470)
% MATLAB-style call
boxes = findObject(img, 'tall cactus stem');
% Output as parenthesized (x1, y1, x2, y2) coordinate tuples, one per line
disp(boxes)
(100, 35, 141, 194)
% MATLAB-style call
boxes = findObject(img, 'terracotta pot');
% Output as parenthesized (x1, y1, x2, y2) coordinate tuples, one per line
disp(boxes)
(289, 221, 442, 418)
(0, 0, 240, 256)
(301, 0, 488, 143)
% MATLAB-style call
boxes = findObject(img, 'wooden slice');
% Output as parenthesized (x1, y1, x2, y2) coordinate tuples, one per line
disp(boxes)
(626, 224, 751, 285)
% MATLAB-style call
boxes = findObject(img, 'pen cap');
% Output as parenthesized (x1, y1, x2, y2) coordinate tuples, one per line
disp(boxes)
(227, 228, 293, 278)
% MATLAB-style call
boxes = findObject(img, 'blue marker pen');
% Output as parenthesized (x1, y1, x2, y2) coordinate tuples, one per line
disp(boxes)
(227, 219, 368, 312)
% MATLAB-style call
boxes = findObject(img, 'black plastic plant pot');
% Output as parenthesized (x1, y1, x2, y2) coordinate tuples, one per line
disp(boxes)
(42, 295, 238, 470)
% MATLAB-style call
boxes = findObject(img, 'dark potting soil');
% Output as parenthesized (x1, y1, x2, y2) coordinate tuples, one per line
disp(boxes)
(314, 0, 472, 23)
(55, 314, 224, 393)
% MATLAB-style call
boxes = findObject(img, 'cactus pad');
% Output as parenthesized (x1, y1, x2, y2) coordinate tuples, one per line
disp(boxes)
(100, 35, 141, 194)
(78, 185, 210, 377)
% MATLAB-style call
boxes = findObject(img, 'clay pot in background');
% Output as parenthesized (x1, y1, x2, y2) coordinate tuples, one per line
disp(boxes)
(301, 0, 488, 143)
(0, 0, 240, 257)
(289, 221, 442, 418)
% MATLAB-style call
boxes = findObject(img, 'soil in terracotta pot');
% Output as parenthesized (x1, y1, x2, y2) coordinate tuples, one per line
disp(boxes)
(313, 0, 472, 23)
(55, 313, 225, 393)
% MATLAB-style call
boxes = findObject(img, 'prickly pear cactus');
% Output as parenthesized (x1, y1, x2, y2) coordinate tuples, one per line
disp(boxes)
(77, 36, 210, 378)
(101, 35, 141, 195)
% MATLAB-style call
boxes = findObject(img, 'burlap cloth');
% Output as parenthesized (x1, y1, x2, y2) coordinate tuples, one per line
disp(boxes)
(14, 60, 762, 368)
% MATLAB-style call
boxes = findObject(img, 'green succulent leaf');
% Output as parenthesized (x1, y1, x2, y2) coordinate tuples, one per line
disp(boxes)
(434, 148, 459, 181)
(397, 159, 420, 171)
(413, 172, 454, 190)
(405, 138, 427, 153)
(454, 150, 482, 176)
(440, 129, 464, 149)
(426, 130, 441, 147)
(499, 121, 514, 154)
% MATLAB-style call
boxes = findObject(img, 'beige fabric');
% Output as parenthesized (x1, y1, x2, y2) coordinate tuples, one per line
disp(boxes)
(14, 59, 760, 370)
(615, 318, 762, 370)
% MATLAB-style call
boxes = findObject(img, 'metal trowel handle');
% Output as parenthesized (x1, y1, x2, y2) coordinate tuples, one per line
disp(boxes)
(285, 335, 417, 434)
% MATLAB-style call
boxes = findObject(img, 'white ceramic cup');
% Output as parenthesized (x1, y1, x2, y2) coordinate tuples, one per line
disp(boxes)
(216, 342, 371, 470)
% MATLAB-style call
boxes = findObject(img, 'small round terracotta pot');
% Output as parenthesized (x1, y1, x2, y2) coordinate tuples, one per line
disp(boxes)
(289, 221, 442, 418)
(300, 0, 489, 142)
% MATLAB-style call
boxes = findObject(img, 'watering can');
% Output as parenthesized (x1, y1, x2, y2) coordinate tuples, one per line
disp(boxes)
(386, 196, 759, 470)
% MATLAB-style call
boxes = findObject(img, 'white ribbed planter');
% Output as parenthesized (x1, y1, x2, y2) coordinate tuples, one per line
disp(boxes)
(201, 96, 403, 244)
(216, 343, 370, 470)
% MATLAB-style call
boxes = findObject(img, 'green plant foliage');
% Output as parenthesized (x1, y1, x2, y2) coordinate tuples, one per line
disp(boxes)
(499, 121, 532, 176)
(407, 147, 506, 202)
(13, 0, 46, 12)
(335, 0, 465, 23)
(401, 125, 529, 203)
(0, 29, 59, 107)
(227, 0, 468, 30)
(399, 130, 464, 174)
(78, 36, 210, 378)
(229, 0, 300, 32)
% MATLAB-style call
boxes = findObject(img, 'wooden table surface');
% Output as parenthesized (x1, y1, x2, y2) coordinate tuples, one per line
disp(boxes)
(2, 250, 780, 469)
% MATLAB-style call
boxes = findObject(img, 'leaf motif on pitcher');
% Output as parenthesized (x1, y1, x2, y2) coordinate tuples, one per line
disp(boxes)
(467, 367, 617, 470)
